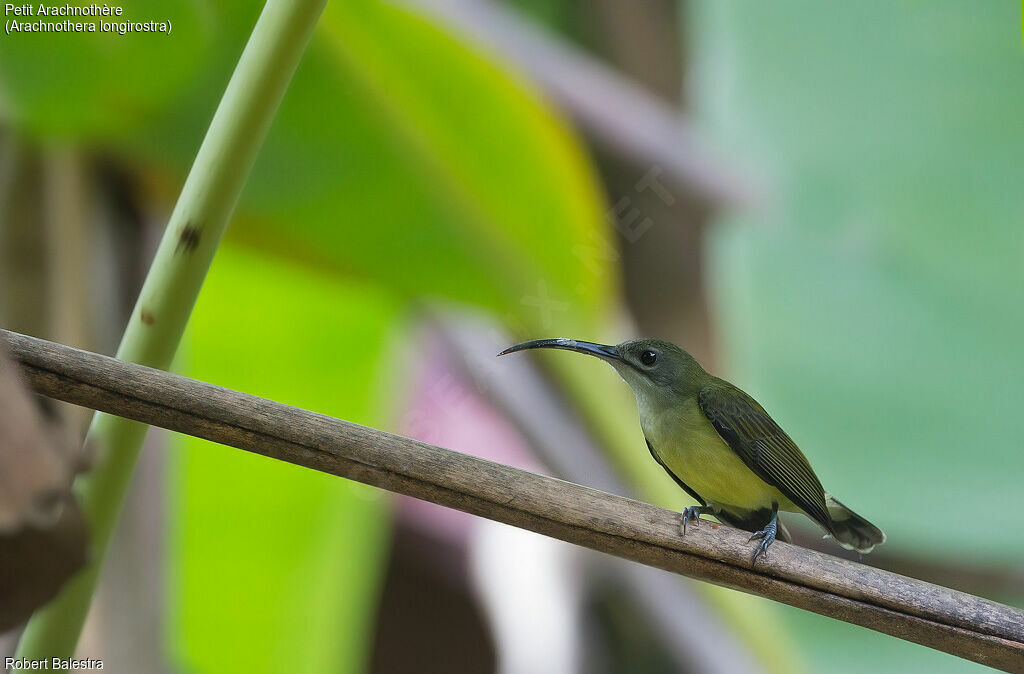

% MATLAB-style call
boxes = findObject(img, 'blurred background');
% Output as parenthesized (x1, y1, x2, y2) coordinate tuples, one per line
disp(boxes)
(1, 1, 1023, 672)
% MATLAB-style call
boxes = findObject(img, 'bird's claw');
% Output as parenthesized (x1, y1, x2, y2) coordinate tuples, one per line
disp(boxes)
(680, 506, 704, 536)
(749, 522, 777, 564)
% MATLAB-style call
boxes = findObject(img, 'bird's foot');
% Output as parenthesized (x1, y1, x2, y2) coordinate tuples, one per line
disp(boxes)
(680, 505, 712, 536)
(748, 518, 778, 564)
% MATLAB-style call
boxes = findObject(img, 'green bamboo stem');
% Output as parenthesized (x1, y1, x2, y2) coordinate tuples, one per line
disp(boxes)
(16, 0, 327, 658)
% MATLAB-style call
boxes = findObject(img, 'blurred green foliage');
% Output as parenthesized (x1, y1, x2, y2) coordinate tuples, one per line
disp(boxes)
(0, 2, 613, 329)
(1, 2, 615, 671)
(174, 245, 397, 672)
(0, 0, 206, 139)
(692, 1, 1024, 671)
(234, 1, 613, 323)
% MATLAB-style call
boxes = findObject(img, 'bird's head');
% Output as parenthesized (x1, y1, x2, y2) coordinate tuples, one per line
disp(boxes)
(499, 338, 707, 404)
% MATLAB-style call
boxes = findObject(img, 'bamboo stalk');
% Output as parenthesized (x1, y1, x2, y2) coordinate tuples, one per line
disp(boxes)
(7, 329, 1024, 673)
(14, 0, 327, 658)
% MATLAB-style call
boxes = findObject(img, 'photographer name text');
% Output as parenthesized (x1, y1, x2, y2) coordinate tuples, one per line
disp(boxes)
(5, 658, 102, 671)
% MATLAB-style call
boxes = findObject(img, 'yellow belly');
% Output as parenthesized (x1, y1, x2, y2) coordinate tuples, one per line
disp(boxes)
(642, 398, 796, 515)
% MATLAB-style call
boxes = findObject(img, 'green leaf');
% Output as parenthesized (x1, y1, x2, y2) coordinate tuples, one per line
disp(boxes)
(0, 1, 209, 140)
(692, 1, 1024, 670)
(0, 2, 613, 331)
(170, 244, 400, 673)
(233, 1, 612, 329)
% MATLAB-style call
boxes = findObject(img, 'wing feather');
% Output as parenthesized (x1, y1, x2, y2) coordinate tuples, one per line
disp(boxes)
(697, 384, 832, 531)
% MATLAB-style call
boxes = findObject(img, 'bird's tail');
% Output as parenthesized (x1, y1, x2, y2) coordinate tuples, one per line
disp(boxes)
(824, 494, 885, 553)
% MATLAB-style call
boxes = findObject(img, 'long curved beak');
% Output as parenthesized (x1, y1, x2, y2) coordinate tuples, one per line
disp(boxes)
(498, 338, 621, 363)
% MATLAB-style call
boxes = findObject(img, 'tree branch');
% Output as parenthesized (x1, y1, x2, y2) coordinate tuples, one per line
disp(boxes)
(4, 329, 1022, 673)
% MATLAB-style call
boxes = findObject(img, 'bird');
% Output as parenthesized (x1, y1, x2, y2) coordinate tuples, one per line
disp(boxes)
(499, 337, 885, 562)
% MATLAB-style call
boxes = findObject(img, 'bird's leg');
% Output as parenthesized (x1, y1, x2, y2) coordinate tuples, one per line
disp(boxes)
(748, 504, 779, 563)
(680, 504, 716, 536)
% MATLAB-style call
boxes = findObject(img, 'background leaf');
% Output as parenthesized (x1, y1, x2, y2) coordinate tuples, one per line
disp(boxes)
(152, 4, 619, 671)
(0, 1, 208, 140)
(171, 244, 399, 673)
(692, 1, 1024, 671)
(0, 2, 614, 332)
(235, 1, 612, 327)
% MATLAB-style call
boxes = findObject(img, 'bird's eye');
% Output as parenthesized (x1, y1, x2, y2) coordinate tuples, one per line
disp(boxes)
(640, 350, 657, 366)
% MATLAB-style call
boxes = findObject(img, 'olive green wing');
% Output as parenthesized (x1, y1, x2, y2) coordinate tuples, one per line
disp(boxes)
(697, 383, 832, 532)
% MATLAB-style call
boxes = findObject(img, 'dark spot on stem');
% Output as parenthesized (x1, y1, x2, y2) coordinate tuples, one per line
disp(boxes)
(140, 309, 156, 325)
(176, 224, 201, 254)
